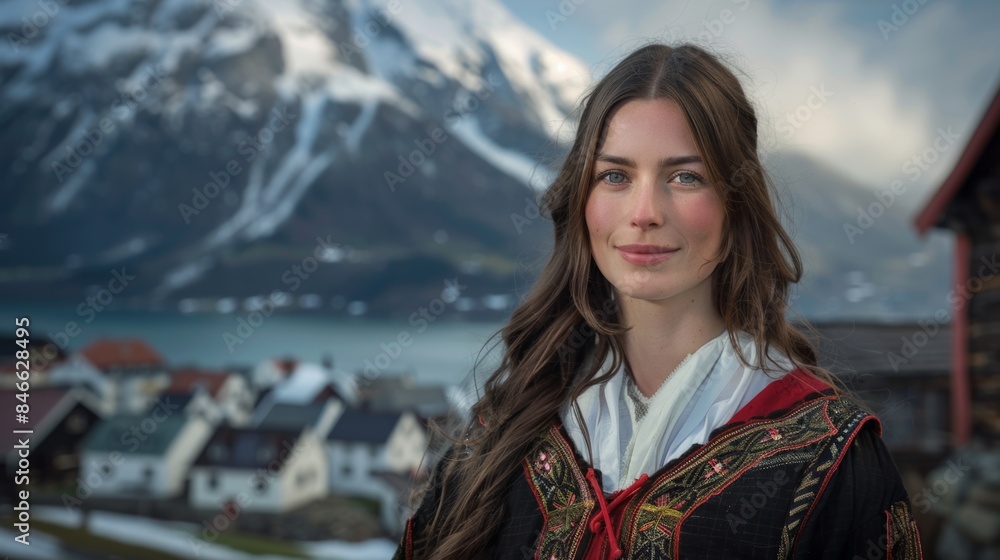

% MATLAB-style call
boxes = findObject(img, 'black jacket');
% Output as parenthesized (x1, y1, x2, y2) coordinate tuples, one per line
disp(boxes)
(393, 369, 924, 559)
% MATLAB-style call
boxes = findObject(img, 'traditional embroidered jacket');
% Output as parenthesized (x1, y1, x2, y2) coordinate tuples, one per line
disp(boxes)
(393, 368, 924, 559)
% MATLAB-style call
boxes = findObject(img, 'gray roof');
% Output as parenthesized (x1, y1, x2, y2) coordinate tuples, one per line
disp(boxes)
(369, 386, 450, 418)
(256, 402, 326, 431)
(83, 413, 188, 455)
(806, 321, 950, 377)
(194, 426, 302, 471)
(158, 392, 197, 411)
(327, 409, 403, 444)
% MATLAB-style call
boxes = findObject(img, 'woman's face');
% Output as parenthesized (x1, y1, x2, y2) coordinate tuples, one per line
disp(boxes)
(585, 98, 725, 306)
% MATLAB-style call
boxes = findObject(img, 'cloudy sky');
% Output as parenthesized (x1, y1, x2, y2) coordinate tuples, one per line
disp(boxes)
(500, 0, 1000, 218)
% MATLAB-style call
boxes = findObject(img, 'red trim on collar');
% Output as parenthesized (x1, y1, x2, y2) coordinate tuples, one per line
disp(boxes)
(727, 368, 831, 426)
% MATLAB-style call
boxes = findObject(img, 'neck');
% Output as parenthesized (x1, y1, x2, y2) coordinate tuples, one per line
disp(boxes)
(617, 287, 726, 398)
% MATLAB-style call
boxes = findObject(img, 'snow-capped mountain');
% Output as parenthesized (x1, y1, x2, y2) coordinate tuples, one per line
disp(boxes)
(0, 0, 951, 319)
(0, 0, 589, 313)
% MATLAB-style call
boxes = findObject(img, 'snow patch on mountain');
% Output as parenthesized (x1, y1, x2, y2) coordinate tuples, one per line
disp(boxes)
(447, 115, 552, 190)
(205, 24, 260, 60)
(2, 0, 594, 301)
(251, 0, 341, 78)
(349, 0, 591, 138)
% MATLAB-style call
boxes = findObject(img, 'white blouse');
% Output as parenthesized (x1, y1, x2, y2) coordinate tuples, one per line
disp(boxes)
(560, 330, 795, 492)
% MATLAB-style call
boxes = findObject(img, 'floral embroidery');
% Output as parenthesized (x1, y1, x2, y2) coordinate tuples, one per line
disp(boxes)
(704, 458, 728, 478)
(625, 398, 848, 559)
(523, 429, 594, 559)
(637, 503, 681, 538)
(760, 428, 783, 442)
(536, 451, 552, 472)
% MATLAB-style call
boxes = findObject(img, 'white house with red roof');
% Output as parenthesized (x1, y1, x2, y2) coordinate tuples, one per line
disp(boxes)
(77, 338, 168, 414)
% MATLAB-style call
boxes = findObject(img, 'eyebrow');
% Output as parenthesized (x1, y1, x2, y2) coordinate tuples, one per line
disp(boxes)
(595, 153, 702, 168)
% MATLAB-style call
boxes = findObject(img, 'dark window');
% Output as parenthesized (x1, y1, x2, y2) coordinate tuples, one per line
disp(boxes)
(208, 443, 228, 462)
(66, 412, 88, 434)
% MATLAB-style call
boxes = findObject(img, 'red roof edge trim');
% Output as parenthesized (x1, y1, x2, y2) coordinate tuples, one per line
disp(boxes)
(915, 85, 1000, 236)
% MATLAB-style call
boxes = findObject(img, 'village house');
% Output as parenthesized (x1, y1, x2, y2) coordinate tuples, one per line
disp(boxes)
(78, 338, 168, 414)
(45, 353, 113, 412)
(253, 399, 343, 440)
(157, 388, 227, 427)
(273, 360, 352, 403)
(248, 357, 298, 393)
(251, 358, 354, 426)
(78, 396, 213, 498)
(326, 408, 428, 533)
(189, 425, 328, 513)
(165, 368, 255, 427)
(356, 374, 451, 426)
(0, 387, 103, 490)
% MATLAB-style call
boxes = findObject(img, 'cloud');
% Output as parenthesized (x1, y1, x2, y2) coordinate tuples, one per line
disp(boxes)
(552, 0, 1000, 211)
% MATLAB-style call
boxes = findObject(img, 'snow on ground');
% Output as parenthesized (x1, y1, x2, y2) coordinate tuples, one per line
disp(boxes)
(302, 539, 398, 559)
(30, 505, 396, 560)
(0, 525, 65, 559)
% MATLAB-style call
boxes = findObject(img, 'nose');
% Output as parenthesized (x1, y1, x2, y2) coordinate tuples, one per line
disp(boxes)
(630, 178, 663, 229)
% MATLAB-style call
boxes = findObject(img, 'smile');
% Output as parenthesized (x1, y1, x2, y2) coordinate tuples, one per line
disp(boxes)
(616, 246, 679, 265)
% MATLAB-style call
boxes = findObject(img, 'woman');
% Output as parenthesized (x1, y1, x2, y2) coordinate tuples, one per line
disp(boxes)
(393, 43, 923, 559)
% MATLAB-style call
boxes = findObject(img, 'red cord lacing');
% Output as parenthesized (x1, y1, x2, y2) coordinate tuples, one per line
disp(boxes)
(585, 468, 649, 559)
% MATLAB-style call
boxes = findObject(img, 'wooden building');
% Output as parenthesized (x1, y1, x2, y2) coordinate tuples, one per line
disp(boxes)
(0, 387, 103, 490)
(915, 85, 1000, 445)
(808, 321, 951, 452)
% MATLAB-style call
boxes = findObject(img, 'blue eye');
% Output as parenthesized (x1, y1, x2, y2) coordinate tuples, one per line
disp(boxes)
(596, 170, 627, 185)
(674, 171, 703, 185)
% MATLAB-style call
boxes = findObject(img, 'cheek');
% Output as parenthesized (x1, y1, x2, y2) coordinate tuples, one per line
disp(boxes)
(675, 193, 724, 242)
(584, 194, 612, 241)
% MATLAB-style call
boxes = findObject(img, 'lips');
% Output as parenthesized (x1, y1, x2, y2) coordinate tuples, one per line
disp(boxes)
(616, 244, 679, 265)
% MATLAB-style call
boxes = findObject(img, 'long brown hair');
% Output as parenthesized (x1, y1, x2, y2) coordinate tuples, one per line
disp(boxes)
(412, 42, 839, 559)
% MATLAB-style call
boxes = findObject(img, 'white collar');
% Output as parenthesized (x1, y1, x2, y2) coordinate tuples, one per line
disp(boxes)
(561, 330, 791, 491)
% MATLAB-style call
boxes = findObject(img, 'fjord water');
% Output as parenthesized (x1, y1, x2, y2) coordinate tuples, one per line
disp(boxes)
(11, 305, 506, 388)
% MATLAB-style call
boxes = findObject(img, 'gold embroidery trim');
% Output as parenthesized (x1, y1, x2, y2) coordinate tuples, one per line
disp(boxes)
(523, 395, 866, 559)
(887, 500, 924, 560)
(625, 397, 840, 558)
(523, 426, 595, 559)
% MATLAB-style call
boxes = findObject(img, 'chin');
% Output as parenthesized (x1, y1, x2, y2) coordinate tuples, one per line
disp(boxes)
(613, 282, 680, 302)
(613, 270, 709, 300)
